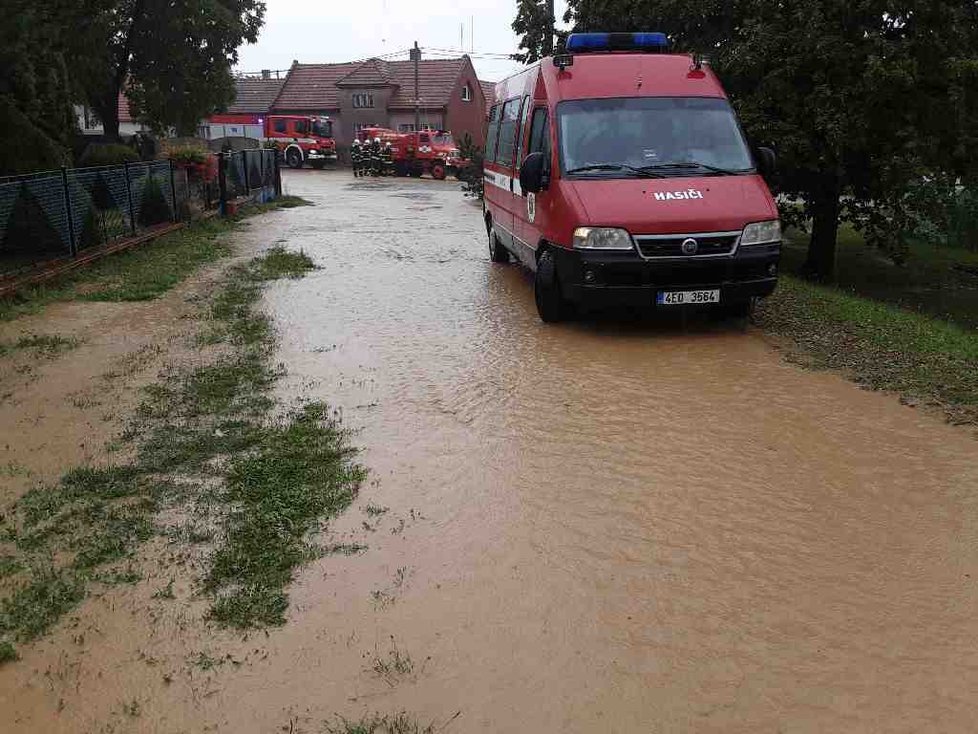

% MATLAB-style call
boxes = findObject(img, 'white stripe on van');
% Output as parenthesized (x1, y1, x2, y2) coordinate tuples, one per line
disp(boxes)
(484, 170, 523, 196)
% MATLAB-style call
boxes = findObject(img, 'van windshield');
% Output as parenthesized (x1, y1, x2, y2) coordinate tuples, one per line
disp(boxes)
(558, 97, 753, 177)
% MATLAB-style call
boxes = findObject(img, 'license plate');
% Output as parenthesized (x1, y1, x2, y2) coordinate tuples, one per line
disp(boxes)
(656, 289, 721, 305)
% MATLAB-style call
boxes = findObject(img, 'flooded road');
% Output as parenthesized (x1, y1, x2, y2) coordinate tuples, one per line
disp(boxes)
(264, 171, 978, 731)
(4, 169, 978, 732)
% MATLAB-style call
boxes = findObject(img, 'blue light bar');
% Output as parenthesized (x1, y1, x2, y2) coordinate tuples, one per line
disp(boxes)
(565, 32, 669, 54)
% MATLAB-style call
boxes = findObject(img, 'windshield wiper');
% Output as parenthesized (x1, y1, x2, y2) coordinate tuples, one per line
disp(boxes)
(638, 161, 748, 176)
(566, 164, 665, 178)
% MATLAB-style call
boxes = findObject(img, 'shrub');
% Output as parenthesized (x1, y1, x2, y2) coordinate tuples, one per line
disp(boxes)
(168, 146, 209, 166)
(457, 133, 484, 200)
(138, 176, 171, 227)
(78, 143, 139, 168)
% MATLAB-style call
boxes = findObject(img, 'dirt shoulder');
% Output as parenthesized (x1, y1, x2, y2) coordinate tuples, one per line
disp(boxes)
(755, 274, 978, 428)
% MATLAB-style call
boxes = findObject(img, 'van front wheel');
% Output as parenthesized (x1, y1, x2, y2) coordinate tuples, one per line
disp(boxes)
(489, 231, 509, 263)
(534, 250, 571, 323)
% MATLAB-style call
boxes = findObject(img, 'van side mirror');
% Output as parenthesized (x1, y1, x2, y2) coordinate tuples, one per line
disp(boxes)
(519, 152, 547, 194)
(755, 146, 777, 177)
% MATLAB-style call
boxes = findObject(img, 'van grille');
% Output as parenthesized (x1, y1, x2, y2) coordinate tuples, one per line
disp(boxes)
(634, 232, 739, 258)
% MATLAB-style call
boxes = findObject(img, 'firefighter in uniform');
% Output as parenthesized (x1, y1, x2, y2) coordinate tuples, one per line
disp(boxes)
(350, 139, 362, 177)
(381, 142, 394, 176)
(370, 137, 382, 176)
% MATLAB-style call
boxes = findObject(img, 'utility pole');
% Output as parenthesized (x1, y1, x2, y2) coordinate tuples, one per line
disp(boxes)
(544, 0, 555, 57)
(410, 41, 421, 132)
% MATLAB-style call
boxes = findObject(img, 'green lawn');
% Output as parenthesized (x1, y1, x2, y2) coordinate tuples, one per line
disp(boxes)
(782, 226, 978, 330)
(0, 196, 310, 321)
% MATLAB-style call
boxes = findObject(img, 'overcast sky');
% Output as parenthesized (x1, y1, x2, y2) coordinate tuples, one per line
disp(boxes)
(236, 0, 570, 83)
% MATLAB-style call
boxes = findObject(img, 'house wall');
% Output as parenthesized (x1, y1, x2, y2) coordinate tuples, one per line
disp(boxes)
(387, 111, 445, 133)
(445, 62, 488, 148)
(337, 87, 396, 142)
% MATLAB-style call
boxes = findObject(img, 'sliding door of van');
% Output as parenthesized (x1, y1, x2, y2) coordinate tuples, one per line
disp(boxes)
(485, 97, 524, 255)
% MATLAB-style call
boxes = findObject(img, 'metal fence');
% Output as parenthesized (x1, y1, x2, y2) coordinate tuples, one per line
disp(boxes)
(221, 149, 278, 203)
(0, 150, 281, 280)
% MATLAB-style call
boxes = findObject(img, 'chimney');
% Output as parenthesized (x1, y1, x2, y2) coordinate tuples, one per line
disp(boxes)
(261, 69, 271, 80)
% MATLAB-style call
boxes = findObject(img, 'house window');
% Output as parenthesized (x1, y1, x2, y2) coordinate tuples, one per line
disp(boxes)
(83, 106, 101, 130)
(461, 83, 472, 102)
(398, 123, 415, 133)
(352, 92, 374, 109)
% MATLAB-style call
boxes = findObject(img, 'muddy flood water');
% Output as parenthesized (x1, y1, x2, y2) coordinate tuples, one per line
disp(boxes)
(4, 169, 978, 732)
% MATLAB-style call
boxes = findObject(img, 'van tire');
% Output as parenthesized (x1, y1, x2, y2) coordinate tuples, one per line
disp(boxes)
(285, 148, 303, 169)
(489, 231, 509, 263)
(535, 250, 571, 323)
(431, 163, 447, 180)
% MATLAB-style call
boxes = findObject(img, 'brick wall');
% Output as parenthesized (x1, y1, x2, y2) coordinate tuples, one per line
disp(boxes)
(445, 59, 487, 148)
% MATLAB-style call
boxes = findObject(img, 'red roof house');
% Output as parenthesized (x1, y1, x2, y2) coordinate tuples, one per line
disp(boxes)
(272, 56, 487, 145)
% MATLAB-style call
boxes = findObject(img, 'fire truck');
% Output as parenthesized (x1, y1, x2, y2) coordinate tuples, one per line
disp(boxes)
(357, 127, 466, 179)
(264, 115, 337, 169)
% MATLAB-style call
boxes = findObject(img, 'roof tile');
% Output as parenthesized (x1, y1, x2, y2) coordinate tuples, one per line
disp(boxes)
(227, 78, 285, 114)
(273, 58, 468, 111)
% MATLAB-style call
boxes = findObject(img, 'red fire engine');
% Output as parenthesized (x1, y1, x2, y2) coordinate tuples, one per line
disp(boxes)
(357, 127, 466, 179)
(264, 115, 337, 169)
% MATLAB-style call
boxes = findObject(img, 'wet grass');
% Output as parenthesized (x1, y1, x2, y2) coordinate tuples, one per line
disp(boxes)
(0, 197, 311, 321)
(323, 713, 445, 734)
(0, 239, 357, 658)
(0, 639, 17, 663)
(0, 467, 165, 647)
(205, 403, 364, 627)
(756, 274, 978, 425)
(782, 226, 978, 331)
(0, 333, 79, 358)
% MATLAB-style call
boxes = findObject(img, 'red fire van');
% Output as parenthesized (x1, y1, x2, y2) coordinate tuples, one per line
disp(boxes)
(483, 32, 781, 322)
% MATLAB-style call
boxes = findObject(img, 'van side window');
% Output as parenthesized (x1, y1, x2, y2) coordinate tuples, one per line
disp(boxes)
(485, 105, 500, 162)
(273, 119, 287, 134)
(528, 108, 550, 156)
(515, 96, 532, 167)
(294, 118, 308, 135)
(494, 98, 522, 167)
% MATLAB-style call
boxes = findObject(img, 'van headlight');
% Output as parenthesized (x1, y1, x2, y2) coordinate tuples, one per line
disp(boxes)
(740, 220, 781, 246)
(572, 227, 634, 251)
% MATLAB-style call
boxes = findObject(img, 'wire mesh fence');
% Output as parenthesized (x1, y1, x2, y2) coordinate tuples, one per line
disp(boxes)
(221, 149, 277, 202)
(0, 150, 281, 280)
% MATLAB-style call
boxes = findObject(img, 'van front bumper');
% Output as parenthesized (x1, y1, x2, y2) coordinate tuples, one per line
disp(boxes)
(553, 243, 781, 308)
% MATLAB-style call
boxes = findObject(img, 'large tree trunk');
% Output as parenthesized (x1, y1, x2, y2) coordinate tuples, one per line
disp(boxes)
(93, 87, 121, 142)
(804, 176, 842, 281)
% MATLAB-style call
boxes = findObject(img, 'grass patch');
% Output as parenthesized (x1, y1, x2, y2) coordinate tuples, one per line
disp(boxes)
(0, 639, 17, 664)
(0, 568, 85, 641)
(756, 274, 978, 425)
(323, 713, 445, 734)
(0, 232, 344, 656)
(205, 403, 363, 627)
(782, 226, 978, 331)
(0, 196, 312, 321)
(0, 333, 79, 359)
